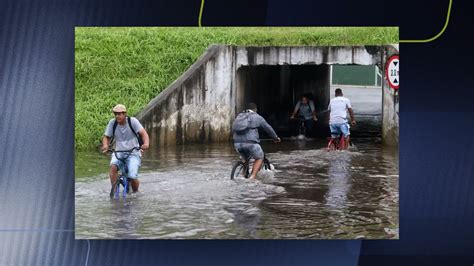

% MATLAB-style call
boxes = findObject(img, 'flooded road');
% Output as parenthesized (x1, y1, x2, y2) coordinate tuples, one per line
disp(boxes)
(75, 138, 398, 239)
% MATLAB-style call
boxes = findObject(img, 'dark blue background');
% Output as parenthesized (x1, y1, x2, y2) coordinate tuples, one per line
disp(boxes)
(0, 0, 473, 265)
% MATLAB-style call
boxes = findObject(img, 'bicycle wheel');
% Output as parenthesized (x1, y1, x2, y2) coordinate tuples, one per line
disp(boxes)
(339, 136, 346, 150)
(122, 177, 129, 198)
(125, 178, 131, 194)
(263, 158, 271, 170)
(231, 161, 249, 180)
(327, 138, 337, 151)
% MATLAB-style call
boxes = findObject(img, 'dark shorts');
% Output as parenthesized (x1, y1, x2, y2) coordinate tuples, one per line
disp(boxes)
(234, 143, 264, 160)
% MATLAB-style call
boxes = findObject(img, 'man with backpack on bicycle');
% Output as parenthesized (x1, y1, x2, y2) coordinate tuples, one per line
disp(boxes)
(328, 88, 356, 147)
(101, 104, 150, 193)
(290, 94, 318, 137)
(232, 102, 281, 180)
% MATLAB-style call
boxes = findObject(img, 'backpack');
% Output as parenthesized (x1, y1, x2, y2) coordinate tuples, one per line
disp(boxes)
(110, 116, 144, 146)
(232, 111, 253, 135)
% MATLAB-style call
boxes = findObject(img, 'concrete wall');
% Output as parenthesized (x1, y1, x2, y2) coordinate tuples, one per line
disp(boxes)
(136, 45, 399, 146)
(333, 85, 383, 137)
(381, 45, 399, 146)
(136, 45, 234, 146)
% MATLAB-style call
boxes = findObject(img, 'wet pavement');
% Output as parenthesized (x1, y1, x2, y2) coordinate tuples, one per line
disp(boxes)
(75, 138, 398, 239)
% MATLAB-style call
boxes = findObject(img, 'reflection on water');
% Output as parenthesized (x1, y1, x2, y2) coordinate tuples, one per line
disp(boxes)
(75, 138, 398, 239)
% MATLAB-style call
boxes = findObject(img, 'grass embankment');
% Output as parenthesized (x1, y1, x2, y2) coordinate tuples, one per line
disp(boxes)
(75, 27, 398, 151)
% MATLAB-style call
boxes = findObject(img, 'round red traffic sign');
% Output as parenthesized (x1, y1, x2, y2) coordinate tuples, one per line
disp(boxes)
(385, 55, 399, 90)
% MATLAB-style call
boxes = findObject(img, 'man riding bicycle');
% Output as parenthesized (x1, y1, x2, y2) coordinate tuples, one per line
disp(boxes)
(328, 88, 356, 145)
(290, 94, 318, 137)
(232, 103, 281, 180)
(101, 104, 150, 193)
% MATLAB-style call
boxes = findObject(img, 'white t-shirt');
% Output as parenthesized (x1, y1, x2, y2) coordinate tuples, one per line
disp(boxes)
(328, 96, 352, 124)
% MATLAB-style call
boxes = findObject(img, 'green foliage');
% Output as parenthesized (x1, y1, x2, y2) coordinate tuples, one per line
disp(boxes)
(75, 27, 398, 150)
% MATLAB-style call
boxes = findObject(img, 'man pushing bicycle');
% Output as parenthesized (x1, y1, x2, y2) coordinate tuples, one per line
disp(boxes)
(328, 88, 356, 148)
(232, 103, 281, 180)
(101, 104, 150, 193)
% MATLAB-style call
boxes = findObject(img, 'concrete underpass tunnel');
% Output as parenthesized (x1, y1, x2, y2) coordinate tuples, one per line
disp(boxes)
(236, 64, 382, 139)
(136, 45, 397, 146)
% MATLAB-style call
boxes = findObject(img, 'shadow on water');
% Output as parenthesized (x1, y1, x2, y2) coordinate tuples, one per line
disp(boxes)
(75, 138, 398, 239)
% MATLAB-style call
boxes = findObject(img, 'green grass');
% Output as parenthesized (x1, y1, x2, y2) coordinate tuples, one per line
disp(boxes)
(75, 27, 398, 150)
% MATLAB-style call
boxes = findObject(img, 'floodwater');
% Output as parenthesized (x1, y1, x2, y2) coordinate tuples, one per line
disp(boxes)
(75, 138, 398, 239)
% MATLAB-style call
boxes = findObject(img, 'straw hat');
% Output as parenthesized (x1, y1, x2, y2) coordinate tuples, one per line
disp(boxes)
(112, 104, 127, 113)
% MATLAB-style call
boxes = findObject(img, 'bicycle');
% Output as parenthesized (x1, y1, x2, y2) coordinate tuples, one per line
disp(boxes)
(289, 116, 307, 139)
(108, 147, 140, 199)
(230, 154, 273, 180)
(296, 116, 307, 137)
(327, 123, 352, 151)
(327, 135, 350, 151)
(290, 116, 318, 140)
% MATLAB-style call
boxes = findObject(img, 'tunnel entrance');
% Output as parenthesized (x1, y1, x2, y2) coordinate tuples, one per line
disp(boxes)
(236, 65, 331, 138)
(236, 64, 383, 139)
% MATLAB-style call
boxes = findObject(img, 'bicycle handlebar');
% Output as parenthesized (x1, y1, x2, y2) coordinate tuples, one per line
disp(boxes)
(107, 147, 140, 153)
(259, 138, 281, 143)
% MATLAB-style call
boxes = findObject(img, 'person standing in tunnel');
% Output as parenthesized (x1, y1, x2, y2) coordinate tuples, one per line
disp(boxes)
(232, 102, 281, 180)
(328, 88, 356, 145)
(290, 94, 318, 137)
